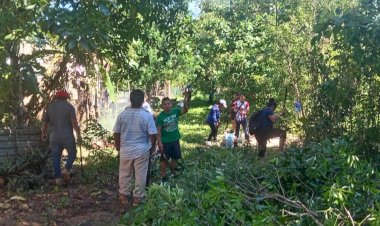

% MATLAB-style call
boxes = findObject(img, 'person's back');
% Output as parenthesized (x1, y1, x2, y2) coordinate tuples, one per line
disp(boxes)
(260, 107, 274, 128)
(207, 104, 220, 124)
(41, 90, 81, 186)
(46, 100, 75, 142)
(113, 89, 157, 207)
(116, 107, 155, 159)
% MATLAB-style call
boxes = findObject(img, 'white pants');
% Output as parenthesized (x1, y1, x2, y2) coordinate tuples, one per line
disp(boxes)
(119, 151, 149, 198)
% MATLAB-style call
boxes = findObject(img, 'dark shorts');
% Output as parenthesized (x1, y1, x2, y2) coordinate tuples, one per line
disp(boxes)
(163, 140, 182, 160)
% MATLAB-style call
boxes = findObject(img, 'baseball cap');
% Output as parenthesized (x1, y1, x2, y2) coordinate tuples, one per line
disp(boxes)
(219, 99, 227, 108)
(55, 90, 70, 98)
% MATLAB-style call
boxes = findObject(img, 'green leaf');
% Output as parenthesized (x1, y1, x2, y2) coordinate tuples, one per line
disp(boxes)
(20, 63, 39, 95)
(25, 4, 36, 10)
(79, 40, 90, 51)
(4, 34, 15, 40)
(68, 40, 76, 50)
(99, 4, 110, 17)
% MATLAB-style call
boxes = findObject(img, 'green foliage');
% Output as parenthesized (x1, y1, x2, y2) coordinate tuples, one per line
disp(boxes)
(305, 0, 380, 147)
(82, 117, 113, 150)
(120, 138, 380, 225)
(0, 147, 50, 191)
(85, 148, 118, 175)
(117, 102, 380, 225)
(0, 0, 49, 123)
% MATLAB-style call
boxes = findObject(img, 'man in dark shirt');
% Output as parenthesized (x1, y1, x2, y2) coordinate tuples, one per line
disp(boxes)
(255, 98, 286, 157)
(41, 90, 81, 185)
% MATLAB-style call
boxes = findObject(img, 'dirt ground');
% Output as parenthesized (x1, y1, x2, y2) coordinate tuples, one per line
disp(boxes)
(0, 176, 125, 226)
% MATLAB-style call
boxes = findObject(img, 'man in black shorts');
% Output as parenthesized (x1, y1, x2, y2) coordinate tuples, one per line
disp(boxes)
(156, 97, 188, 182)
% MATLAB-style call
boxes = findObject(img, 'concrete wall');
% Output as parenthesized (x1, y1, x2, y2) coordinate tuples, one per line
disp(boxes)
(0, 127, 43, 162)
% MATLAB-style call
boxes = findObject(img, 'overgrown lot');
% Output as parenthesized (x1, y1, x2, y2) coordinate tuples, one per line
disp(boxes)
(1, 100, 380, 225)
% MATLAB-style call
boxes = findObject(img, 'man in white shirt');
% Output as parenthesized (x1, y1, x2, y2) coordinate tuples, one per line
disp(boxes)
(113, 89, 157, 207)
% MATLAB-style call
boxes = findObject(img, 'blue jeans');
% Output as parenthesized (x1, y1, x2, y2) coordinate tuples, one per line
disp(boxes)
(50, 140, 77, 178)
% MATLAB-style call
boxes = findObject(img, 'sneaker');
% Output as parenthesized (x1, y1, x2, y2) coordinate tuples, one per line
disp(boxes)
(205, 141, 212, 146)
(161, 176, 169, 183)
(62, 168, 70, 185)
(132, 197, 143, 207)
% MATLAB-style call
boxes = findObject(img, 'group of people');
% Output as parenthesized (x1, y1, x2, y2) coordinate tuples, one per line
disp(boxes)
(41, 88, 286, 209)
(112, 90, 189, 207)
(206, 92, 287, 157)
(41, 89, 188, 208)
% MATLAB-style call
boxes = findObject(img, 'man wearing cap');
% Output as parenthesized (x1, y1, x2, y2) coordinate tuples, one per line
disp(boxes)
(205, 99, 227, 146)
(41, 90, 81, 185)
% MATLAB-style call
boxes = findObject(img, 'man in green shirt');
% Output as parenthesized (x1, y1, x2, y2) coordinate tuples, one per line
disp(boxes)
(156, 97, 188, 182)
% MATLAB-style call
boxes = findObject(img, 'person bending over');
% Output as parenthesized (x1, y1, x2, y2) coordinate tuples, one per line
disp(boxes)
(255, 98, 286, 157)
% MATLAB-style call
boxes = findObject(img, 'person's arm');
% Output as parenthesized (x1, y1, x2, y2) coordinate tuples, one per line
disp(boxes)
(69, 106, 81, 142)
(156, 125, 164, 154)
(212, 108, 217, 124)
(114, 133, 121, 151)
(216, 109, 221, 127)
(268, 113, 280, 123)
(233, 102, 238, 113)
(71, 117, 81, 142)
(147, 116, 157, 154)
(181, 101, 188, 115)
(41, 122, 48, 142)
(149, 134, 156, 154)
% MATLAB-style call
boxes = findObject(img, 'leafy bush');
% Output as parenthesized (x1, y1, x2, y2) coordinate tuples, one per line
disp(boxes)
(121, 139, 380, 225)
(82, 148, 118, 185)
(0, 147, 50, 191)
(82, 118, 113, 149)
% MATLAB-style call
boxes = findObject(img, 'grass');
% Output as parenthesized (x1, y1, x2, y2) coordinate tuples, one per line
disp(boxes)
(120, 98, 289, 225)
(81, 96, 286, 223)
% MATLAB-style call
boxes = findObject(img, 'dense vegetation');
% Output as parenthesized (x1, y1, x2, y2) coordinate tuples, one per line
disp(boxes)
(1, 0, 380, 225)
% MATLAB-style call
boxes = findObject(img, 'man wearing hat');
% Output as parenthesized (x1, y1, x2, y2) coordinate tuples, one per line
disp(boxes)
(41, 90, 81, 185)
